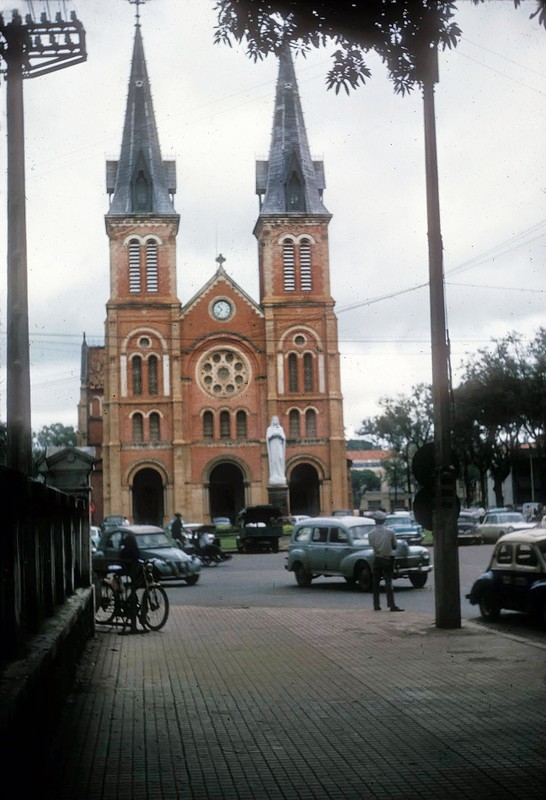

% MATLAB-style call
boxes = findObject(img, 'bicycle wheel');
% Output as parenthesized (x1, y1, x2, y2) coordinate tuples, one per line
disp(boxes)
(141, 584, 169, 631)
(95, 581, 117, 624)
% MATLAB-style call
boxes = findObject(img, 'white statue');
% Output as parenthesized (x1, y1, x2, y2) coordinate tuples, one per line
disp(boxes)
(266, 415, 287, 486)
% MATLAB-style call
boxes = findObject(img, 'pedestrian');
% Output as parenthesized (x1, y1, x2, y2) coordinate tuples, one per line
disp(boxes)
(119, 530, 141, 633)
(369, 510, 403, 612)
(172, 512, 184, 547)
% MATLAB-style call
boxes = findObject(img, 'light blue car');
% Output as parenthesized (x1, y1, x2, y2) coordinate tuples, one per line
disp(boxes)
(285, 515, 432, 591)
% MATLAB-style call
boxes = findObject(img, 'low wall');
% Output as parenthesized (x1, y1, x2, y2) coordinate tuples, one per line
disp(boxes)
(0, 466, 94, 762)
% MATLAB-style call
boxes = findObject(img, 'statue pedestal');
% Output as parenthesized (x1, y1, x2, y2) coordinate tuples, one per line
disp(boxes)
(268, 485, 289, 517)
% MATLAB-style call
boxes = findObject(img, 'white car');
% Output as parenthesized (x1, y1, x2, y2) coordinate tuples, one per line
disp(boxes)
(477, 511, 536, 544)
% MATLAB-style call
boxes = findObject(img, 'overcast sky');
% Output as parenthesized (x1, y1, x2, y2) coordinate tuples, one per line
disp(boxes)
(0, 0, 545, 437)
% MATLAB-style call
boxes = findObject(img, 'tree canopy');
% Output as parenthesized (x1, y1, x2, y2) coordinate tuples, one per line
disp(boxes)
(214, 0, 546, 94)
(32, 423, 78, 454)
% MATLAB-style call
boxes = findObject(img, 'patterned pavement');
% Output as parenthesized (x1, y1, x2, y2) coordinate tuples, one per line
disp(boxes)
(42, 606, 546, 799)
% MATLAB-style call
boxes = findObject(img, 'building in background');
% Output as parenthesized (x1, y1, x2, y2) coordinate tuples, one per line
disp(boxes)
(78, 23, 349, 526)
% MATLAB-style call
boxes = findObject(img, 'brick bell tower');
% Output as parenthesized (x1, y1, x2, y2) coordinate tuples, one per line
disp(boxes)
(254, 46, 349, 515)
(102, 20, 181, 524)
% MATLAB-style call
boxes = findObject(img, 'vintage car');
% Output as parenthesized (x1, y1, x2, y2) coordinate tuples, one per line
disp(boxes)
(457, 510, 483, 545)
(236, 505, 284, 553)
(383, 512, 424, 545)
(476, 510, 536, 544)
(93, 524, 202, 584)
(285, 515, 432, 590)
(466, 530, 546, 625)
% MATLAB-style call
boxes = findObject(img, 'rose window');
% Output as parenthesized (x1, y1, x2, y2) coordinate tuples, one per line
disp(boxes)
(197, 349, 250, 398)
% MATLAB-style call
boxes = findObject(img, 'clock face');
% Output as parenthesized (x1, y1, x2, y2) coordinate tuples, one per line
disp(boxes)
(212, 299, 232, 320)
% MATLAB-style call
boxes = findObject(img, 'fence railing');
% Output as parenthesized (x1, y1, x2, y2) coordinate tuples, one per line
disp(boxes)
(0, 465, 91, 661)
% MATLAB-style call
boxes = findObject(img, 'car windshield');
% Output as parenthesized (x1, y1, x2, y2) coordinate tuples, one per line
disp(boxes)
(350, 526, 373, 544)
(385, 516, 412, 526)
(135, 533, 171, 548)
(498, 513, 526, 523)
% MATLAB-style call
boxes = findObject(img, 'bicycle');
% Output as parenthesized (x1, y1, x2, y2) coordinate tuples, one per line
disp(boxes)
(94, 559, 169, 632)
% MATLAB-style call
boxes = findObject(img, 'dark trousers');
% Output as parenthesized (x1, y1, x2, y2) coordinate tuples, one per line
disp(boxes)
(372, 556, 395, 609)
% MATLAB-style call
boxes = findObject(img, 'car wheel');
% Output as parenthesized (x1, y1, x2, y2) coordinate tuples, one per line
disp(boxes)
(294, 563, 312, 588)
(357, 564, 372, 593)
(185, 574, 199, 586)
(409, 573, 428, 589)
(479, 590, 500, 622)
(271, 539, 279, 553)
(344, 576, 356, 586)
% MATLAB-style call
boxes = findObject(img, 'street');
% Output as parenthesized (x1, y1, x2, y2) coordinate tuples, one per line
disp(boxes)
(165, 543, 545, 643)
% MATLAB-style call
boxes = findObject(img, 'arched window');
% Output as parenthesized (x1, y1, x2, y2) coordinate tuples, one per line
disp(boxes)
(289, 409, 300, 438)
(146, 240, 158, 292)
(203, 411, 214, 440)
(129, 239, 140, 293)
(220, 411, 230, 439)
(132, 356, 142, 395)
(149, 412, 160, 442)
(300, 239, 312, 291)
(288, 353, 298, 392)
(303, 353, 314, 392)
(236, 410, 247, 440)
(132, 413, 143, 443)
(283, 240, 295, 291)
(305, 409, 317, 438)
(148, 355, 158, 395)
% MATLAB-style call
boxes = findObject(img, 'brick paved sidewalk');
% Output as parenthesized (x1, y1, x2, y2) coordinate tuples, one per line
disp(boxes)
(42, 607, 545, 800)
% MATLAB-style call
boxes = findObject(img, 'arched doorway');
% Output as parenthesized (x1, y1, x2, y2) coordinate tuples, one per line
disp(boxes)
(208, 462, 245, 524)
(132, 467, 164, 525)
(289, 463, 320, 516)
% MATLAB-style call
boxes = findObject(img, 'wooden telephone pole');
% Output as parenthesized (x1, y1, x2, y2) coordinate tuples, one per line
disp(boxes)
(0, 6, 86, 475)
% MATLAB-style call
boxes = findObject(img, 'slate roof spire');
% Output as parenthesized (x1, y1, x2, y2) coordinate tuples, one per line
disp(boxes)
(106, 23, 176, 216)
(256, 45, 329, 216)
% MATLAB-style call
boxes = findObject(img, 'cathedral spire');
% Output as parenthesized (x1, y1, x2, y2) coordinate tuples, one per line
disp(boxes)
(106, 24, 176, 217)
(257, 45, 328, 216)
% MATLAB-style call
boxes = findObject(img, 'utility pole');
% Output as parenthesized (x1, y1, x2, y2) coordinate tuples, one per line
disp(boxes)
(420, 45, 461, 629)
(0, 7, 86, 475)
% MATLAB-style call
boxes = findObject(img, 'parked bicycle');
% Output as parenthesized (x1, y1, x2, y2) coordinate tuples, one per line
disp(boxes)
(95, 559, 169, 632)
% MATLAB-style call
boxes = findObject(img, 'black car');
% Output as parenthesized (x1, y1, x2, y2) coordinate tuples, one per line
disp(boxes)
(457, 510, 482, 545)
(467, 530, 546, 625)
(93, 524, 202, 584)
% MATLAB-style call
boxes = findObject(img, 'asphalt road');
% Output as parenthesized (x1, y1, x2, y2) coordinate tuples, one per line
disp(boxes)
(167, 543, 490, 615)
(166, 543, 546, 643)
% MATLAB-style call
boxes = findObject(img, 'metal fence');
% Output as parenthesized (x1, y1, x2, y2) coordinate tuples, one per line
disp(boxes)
(0, 465, 92, 661)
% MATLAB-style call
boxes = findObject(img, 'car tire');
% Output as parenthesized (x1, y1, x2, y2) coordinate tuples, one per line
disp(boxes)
(479, 590, 500, 622)
(185, 574, 200, 585)
(294, 563, 312, 588)
(357, 564, 372, 593)
(409, 573, 428, 589)
(272, 539, 279, 553)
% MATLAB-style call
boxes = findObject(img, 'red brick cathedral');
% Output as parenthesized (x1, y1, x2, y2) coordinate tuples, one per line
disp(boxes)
(78, 22, 349, 526)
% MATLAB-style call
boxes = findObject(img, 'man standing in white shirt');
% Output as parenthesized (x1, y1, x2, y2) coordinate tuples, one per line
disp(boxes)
(368, 510, 404, 612)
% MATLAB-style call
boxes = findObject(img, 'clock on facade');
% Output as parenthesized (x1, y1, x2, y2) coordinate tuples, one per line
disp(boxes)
(212, 299, 232, 320)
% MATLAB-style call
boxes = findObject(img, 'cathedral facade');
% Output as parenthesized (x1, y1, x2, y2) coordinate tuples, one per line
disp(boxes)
(78, 23, 349, 526)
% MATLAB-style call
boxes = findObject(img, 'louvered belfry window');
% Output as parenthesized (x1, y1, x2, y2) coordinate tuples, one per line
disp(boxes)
(283, 240, 295, 291)
(129, 239, 140, 292)
(146, 240, 158, 292)
(300, 239, 312, 291)
(220, 411, 230, 439)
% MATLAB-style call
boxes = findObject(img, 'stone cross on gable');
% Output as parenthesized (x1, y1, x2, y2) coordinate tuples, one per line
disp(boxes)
(216, 254, 226, 269)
